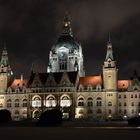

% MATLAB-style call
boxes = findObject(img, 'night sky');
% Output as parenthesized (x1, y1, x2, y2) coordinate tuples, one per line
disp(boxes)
(0, 0, 140, 80)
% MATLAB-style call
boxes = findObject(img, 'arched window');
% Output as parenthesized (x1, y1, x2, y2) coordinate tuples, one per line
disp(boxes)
(32, 96, 41, 107)
(60, 95, 71, 107)
(15, 99, 19, 107)
(78, 97, 84, 106)
(46, 95, 56, 107)
(32, 110, 40, 119)
(87, 97, 93, 107)
(96, 97, 102, 106)
(23, 99, 28, 107)
(7, 99, 12, 108)
(108, 101, 112, 106)
(58, 51, 67, 70)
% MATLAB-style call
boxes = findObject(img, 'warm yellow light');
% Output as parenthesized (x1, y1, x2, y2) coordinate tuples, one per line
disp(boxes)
(64, 22, 68, 27)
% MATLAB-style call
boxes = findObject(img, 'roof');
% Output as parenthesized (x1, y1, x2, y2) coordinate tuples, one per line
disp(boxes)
(28, 71, 78, 87)
(117, 80, 132, 91)
(51, 35, 80, 53)
(11, 79, 28, 89)
(79, 76, 102, 88)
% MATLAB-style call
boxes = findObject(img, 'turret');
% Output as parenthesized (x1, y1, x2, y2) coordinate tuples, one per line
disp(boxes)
(0, 43, 13, 93)
(103, 35, 117, 91)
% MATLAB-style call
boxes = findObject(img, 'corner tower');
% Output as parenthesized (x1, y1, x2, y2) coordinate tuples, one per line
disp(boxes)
(103, 37, 118, 91)
(47, 15, 85, 77)
(0, 44, 12, 93)
(102, 36, 118, 119)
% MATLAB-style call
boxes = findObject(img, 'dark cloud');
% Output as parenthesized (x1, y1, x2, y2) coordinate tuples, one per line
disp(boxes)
(0, 0, 140, 79)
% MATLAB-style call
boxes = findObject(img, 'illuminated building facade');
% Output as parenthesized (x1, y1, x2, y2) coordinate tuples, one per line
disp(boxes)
(0, 16, 140, 121)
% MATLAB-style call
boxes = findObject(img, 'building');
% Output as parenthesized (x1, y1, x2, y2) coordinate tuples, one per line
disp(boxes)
(0, 15, 140, 121)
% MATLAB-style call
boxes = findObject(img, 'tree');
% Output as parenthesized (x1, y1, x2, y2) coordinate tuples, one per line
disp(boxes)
(37, 109, 63, 126)
(0, 109, 11, 123)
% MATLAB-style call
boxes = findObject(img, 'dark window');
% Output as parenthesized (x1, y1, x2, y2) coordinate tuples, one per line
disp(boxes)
(109, 109, 112, 114)
(124, 102, 127, 106)
(124, 110, 127, 114)
(97, 109, 102, 114)
(131, 102, 134, 106)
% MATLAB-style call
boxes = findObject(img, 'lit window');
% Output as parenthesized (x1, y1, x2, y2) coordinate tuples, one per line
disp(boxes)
(60, 96, 71, 107)
(46, 96, 56, 107)
(32, 97, 41, 107)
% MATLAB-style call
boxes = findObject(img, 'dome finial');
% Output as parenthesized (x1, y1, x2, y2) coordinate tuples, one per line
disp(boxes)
(62, 12, 72, 36)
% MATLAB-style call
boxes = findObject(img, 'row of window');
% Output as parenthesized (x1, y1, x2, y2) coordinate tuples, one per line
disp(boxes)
(119, 102, 140, 106)
(32, 88, 72, 93)
(119, 109, 140, 114)
(80, 109, 112, 114)
(7, 99, 27, 108)
(7, 88, 27, 93)
(77, 97, 112, 107)
(119, 94, 140, 98)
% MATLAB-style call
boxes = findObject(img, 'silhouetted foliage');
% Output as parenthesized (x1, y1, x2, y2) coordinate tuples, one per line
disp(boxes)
(128, 116, 140, 126)
(0, 109, 11, 123)
(37, 109, 63, 126)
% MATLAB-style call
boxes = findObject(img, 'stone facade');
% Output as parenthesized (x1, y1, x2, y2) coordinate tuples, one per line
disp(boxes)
(0, 16, 140, 121)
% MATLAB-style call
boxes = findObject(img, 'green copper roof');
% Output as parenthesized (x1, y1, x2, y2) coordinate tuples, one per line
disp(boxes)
(51, 35, 80, 53)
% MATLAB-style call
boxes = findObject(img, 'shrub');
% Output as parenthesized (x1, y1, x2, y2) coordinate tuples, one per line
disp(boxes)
(0, 109, 12, 123)
(128, 116, 140, 126)
(37, 109, 63, 126)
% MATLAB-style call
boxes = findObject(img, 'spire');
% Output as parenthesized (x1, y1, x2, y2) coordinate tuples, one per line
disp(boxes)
(62, 13, 72, 36)
(108, 32, 111, 43)
(0, 41, 9, 66)
(31, 62, 34, 73)
(21, 74, 23, 81)
(132, 69, 138, 79)
(105, 33, 113, 61)
(0, 41, 12, 74)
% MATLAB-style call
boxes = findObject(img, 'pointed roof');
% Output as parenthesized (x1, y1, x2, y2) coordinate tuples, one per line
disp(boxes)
(105, 34, 114, 61)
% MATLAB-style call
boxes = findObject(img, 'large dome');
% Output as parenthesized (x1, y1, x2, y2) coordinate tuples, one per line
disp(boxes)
(51, 15, 81, 54)
(51, 35, 80, 54)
